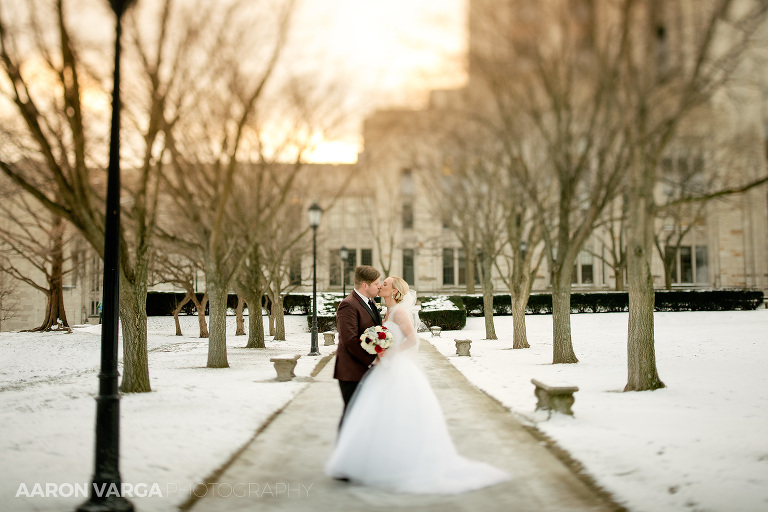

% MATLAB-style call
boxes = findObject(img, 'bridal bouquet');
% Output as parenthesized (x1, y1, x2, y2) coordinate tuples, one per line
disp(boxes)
(360, 325, 393, 355)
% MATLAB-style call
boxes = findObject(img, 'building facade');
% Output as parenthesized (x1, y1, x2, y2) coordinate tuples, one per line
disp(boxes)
(3, 0, 767, 332)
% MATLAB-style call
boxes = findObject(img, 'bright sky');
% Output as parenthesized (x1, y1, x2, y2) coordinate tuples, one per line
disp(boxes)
(0, 0, 467, 165)
(289, 0, 468, 163)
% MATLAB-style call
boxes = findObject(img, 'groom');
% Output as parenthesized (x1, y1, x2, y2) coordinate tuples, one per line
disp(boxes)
(334, 265, 381, 423)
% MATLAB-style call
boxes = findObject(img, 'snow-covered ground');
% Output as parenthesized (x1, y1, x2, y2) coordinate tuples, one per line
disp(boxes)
(0, 309, 766, 511)
(432, 310, 768, 512)
(0, 315, 323, 511)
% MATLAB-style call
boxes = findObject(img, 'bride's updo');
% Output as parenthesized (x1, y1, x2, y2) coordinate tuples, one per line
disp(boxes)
(390, 277, 409, 303)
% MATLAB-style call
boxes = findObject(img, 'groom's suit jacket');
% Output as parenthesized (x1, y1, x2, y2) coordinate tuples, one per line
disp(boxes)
(334, 292, 378, 381)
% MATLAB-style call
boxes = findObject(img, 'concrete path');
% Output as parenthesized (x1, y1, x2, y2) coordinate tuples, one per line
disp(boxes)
(189, 339, 621, 512)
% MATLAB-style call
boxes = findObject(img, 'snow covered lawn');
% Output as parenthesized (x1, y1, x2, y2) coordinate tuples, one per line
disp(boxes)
(0, 309, 766, 512)
(0, 315, 325, 512)
(431, 309, 768, 512)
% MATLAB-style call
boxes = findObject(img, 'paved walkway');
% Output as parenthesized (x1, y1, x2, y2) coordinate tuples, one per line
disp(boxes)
(190, 340, 621, 512)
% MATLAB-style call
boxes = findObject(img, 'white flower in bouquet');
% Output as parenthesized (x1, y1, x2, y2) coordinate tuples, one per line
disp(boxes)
(360, 325, 394, 355)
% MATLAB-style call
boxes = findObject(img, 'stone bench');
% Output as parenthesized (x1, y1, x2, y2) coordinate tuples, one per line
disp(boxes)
(323, 332, 336, 346)
(531, 379, 579, 416)
(269, 354, 301, 382)
(454, 339, 472, 356)
(430, 326, 442, 337)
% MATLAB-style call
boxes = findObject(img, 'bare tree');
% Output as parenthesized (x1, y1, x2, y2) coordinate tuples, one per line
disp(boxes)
(591, 195, 628, 291)
(470, 0, 630, 363)
(359, 111, 421, 280)
(149, 248, 208, 337)
(235, 243, 268, 349)
(0, 0, 193, 391)
(262, 204, 306, 341)
(420, 124, 508, 340)
(0, 258, 19, 331)
(496, 193, 546, 349)
(156, 0, 304, 368)
(0, 195, 75, 331)
(618, 0, 768, 391)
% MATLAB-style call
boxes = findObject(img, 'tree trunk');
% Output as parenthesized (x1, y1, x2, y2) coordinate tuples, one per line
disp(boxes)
(30, 223, 69, 332)
(235, 294, 246, 335)
(511, 275, 531, 348)
(172, 291, 193, 336)
(480, 256, 497, 339)
(244, 292, 266, 348)
(206, 275, 229, 368)
(614, 267, 625, 291)
(551, 271, 578, 363)
(511, 296, 529, 348)
(625, 163, 665, 391)
(194, 292, 209, 338)
(268, 306, 276, 336)
(118, 265, 151, 393)
(662, 247, 675, 290)
(465, 250, 476, 294)
(273, 294, 286, 341)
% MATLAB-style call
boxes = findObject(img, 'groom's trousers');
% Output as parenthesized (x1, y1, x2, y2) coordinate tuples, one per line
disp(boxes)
(338, 380, 360, 429)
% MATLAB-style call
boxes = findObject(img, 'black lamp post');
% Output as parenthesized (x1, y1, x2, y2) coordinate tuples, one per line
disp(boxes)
(308, 202, 323, 356)
(78, 1, 135, 511)
(340, 246, 349, 296)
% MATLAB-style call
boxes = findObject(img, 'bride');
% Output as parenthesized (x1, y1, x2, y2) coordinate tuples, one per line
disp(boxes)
(325, 276, 511, 494)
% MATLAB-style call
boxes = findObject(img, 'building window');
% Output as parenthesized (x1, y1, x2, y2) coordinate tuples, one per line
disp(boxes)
(402, 201, 414, 230)
(331, 249, 357, 287)
(403, 249, 415, 285)
(401, 168, 414, 195)
(443, 248, 455, 285)
(475, 250, 483, 285)
(289, 252, 301, 286)
(402, 168, 415, 230)
(329, 250, 340, 286)
(668, 245, 709, 284)
(343, 249, 357, 288)
(441, 175, 453, 229)
(695, 246, 708, 284)
(680, 246, 693, 283)
(458, 248, 466, 286)
(361, 248, 373, 267)
(572, 248, 594, 285)
(91, 257, 101, 292)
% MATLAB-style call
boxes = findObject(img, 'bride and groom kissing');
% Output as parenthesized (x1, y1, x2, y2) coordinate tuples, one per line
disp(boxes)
(324, 265, 510, 494)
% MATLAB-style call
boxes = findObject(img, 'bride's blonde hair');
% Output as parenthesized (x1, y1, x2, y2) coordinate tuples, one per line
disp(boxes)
(390, 277, 409, 303)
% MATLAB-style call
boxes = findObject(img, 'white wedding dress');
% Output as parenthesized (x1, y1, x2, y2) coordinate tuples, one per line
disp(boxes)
(325, 294, 511, 494)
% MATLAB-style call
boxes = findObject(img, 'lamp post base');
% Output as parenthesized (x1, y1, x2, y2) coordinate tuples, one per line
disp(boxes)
(77, 495, 134, 512)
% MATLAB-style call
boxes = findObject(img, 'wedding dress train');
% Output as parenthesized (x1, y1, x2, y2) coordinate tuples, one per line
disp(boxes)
(325, 299, 511, 494)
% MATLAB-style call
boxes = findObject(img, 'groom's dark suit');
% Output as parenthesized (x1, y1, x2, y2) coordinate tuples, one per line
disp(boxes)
(335, 291, 379, 418)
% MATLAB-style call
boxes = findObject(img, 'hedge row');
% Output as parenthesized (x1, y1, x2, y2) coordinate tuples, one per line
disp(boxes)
(418, 296, 467, 330)
(454, 290, 764, 316)
(145, 292, 269, 317)
(145, 289, 763, 317)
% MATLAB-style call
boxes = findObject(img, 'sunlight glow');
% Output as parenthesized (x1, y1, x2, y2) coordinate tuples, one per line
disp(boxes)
(303, 139, 361, 164)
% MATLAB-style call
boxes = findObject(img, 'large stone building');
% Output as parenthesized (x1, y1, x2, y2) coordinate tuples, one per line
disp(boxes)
(302, 0, 768, 297)
(2, 0, 767, 332)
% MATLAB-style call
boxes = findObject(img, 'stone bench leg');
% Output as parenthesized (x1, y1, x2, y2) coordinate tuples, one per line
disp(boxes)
(531, 379, 579, 416)
(455, 339, 472, 356)
(323, 332, 336, 346)
(534, 389, 576, 416)
(270, 355, 301, 382)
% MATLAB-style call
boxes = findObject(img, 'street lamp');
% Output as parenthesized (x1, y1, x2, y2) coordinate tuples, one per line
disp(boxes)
(308, 202, 323, 356)
(520, 240, 527, 261)
(78, 1, 136, 511)
(340, 246, 349, 296)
